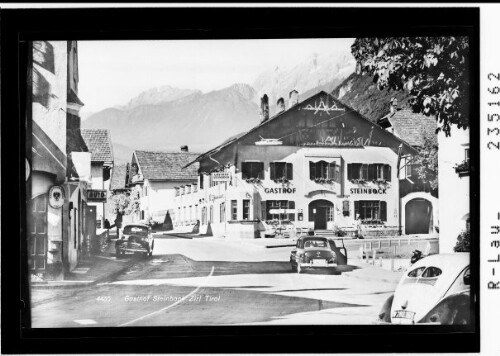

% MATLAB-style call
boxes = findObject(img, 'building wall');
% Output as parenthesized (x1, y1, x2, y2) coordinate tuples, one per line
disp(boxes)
(141, 180, 191, 223)
(175, 146, 400, 238)
(32, 41, 68, 156)
(438, 127, 470, 253)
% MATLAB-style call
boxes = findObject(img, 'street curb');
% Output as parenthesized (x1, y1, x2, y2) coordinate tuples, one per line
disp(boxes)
(31, 256, 136, 290)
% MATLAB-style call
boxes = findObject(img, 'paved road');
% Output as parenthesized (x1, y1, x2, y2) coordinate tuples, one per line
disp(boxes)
(31, 235, 400, 327)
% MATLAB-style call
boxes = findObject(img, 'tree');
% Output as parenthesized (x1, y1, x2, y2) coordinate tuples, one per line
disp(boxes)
(109, 189, 140, 217)
(454, 230, 470, 252)
(413, 134, 439, 191)
(351, 37, 470, 136)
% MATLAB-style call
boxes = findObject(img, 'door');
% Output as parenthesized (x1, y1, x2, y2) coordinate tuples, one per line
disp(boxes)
(405, 199, 432, 234)
(309, 199, 334, 230)
(29, 194, 48, 274)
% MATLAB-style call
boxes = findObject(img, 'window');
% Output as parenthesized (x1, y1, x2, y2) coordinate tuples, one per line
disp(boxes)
(465, 148, 470, 164)
(270, 162, 293, 181)
(189, 206, 192, 221)
(407, 267, 426, 278)
(422, 267, 442, 278)
(199, 173, 204, 189)
(243, 200, 250, 220)
(141, 211, 145, 220)
(220, 202, 225, 223)
(309, 161, 340, 182)
(354, 200, 387, 221)
(348, 163, 391, 181)
(195, 205, 198, 220)
(231, 200, 237, 220)
(242, 162, 264, 180)
(342, 200, 350, 217)
(209, 206, 213, 223)
(266, 200, 295, 221)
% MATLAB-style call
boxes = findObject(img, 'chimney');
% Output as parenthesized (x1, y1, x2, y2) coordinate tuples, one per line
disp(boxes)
(181, 145, 189, 152)
(260, 94, 269, 122)
(390, 98, 398, 115)
(289, 90, 299, 108)
(277, 97, 285, 113)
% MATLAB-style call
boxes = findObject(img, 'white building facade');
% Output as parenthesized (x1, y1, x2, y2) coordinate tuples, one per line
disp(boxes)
(438, 127, 470, 253)
(176, 91, 418, 239)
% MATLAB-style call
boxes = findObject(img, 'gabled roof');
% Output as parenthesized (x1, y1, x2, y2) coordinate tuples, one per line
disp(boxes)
(186, 91, 418, 169)
(378, 108, 437, 147)
(81, 129, 114, 164)
(134, 150, 199, 181)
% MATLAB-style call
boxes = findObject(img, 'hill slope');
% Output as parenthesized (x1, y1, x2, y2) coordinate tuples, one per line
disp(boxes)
(331, 72, 410, 122)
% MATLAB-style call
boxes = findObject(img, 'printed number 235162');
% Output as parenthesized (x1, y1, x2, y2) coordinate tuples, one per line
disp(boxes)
(487, 73, 500, 150)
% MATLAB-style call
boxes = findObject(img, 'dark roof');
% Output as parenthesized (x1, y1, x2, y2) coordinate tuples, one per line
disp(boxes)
(134, 150, 199, 181)
(186, 91, 419, 168)
(379, 108, 437, 147)
(111, 164, 128, 190)
(81, 129, 114, 163)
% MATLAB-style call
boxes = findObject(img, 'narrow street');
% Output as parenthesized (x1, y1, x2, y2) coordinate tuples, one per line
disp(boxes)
(31, 235, 402, 327)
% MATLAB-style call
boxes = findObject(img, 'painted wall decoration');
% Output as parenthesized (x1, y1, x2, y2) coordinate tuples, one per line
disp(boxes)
(301, 99, 346, 115)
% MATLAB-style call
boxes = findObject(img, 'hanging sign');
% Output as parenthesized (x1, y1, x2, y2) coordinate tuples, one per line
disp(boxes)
(87, 189, 107, 202)
(212, 172, 231, 182)
(48, 185, 65, 209)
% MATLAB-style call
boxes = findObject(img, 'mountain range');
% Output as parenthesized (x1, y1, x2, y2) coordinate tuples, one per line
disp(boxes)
(82, 50, 360, 164)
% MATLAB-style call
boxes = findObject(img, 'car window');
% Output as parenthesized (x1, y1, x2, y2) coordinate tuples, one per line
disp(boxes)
(407, 267, 426, 278)
(422, 266, 442, 278)
(304, 239, 328, 248)
(463, 267, 471, 286)
(123, 226, 148, 234)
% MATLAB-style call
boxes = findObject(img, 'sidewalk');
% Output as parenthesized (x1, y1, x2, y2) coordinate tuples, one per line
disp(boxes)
(31, 241, 132, 290)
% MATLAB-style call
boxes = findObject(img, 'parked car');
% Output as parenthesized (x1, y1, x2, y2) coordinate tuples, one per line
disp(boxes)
(115, 224, 154, 257)
(377, 253, 472, 325)
(290, 236, 347, 273)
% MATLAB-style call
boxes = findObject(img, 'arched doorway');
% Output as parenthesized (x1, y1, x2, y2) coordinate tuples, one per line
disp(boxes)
(405, 198, 433, 234)
(308, 199, 334, 230)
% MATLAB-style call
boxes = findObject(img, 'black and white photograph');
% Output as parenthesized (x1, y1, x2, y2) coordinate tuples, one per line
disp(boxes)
(2, 4, 491, 354)
(27, 35, 474, 328)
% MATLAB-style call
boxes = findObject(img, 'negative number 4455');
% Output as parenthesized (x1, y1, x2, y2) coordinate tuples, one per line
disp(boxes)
(488, 73, 500, 150)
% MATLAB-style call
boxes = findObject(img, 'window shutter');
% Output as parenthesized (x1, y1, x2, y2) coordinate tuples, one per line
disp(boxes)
(258, 162, 264, 179)
(380, 201, 387, 221)
(347, 164, 352, 180)
(328, 162, 335, 180)
(286, 163, 293, 180)
(335, 165, 341, 182)
(310, 162, 315, 180)
(384, 165, 391, 182)
(270, 163, 276, 180)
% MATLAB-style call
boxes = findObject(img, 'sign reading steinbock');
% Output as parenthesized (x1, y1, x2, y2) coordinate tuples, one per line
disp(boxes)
(212, 172, 231, 182)
(87, 189, 107, 202)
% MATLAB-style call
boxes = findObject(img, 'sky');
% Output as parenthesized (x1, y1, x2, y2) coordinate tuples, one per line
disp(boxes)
(78, 38, 354, 115)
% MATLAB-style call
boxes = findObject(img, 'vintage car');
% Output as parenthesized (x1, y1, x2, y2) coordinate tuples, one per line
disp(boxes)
(115, 224, 154, 257)
(378, 253, 472, 325)
(290, 236, 347, 273)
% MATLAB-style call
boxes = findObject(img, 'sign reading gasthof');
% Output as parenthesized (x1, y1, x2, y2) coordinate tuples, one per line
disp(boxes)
(212, 172, 231, 182)
(87, 189, 107, 202)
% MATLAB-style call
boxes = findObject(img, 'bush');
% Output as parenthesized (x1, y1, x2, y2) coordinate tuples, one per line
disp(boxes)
(454, 230, 470, 252)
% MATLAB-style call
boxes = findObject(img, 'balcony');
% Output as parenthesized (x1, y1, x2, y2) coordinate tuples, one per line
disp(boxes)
(454, 160, 470, 178)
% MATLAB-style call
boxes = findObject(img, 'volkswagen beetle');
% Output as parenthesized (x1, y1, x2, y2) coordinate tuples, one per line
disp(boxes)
(115, 223, 154, 257)
(290, 236, 347, 273)
(377, 253, 472, 325)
